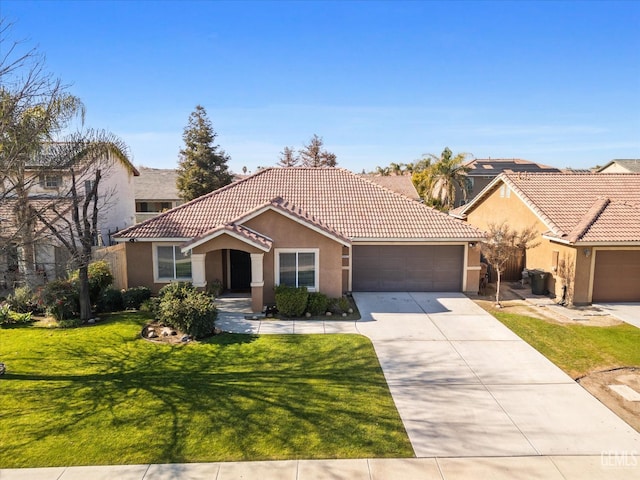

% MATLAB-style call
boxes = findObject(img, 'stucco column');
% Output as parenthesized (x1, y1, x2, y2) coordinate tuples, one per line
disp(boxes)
(250, 253, 264, 313)
(191, 253, 207, 288)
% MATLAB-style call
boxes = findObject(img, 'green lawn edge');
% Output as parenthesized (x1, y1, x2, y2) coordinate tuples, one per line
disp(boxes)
(0, 312, 412, 468)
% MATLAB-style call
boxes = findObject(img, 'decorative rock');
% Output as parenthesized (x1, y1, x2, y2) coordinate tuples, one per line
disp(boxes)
(161, 327, 172, 336)
(252, 315, 259, 320)
(347, 308, 353, 314)
(305, 312, 312, 318)
(342, 312, 347, 317)
(326, 311, 332, 316)
(0, 363, 6, 375)
(214, 327, 222, 335)
(181, 335, 190, 343)
(87, 318, 96, 324)
(148, 330, 157, 338)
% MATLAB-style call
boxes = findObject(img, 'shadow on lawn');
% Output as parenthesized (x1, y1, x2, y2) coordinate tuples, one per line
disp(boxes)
(1, 334, 408, 466)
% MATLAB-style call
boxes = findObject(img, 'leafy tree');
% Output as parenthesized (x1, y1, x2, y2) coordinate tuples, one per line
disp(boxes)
(481, 222, 539, 306)
(298, 134, 337, 167)
(176, 105, 233, 201)
(277, 146, 298, 167)
(412, 147, 471, 211)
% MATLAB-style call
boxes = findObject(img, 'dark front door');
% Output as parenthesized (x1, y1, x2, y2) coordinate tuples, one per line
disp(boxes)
(230, 250, 251, 291)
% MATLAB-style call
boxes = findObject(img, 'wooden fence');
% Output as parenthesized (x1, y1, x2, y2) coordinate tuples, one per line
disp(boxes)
(92, 243, 127, 290)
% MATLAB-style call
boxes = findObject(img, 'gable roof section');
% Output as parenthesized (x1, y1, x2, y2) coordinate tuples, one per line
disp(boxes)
(360, 174, 421, 201)
(464, 158, 561, 177)
(183, 223, 273, 252)
(457, 172, 640, 244)
(134, 167, 180, 201)
(597, 159, 640, 173)
(115, 167, 482, 242)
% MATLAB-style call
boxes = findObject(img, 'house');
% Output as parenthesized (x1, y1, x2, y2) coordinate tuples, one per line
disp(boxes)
(114, 167, 484, 312)
(452, 172, 640, 304)
(0, 150, 139, 286)
(597, 159, 640, 173)
(455, 158, 561, 207)
(134, 167, 183, 223)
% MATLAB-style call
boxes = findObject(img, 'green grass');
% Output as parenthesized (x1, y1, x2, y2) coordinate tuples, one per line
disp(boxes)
(490, 310, 640, 378)
(0, 312, 412, 468)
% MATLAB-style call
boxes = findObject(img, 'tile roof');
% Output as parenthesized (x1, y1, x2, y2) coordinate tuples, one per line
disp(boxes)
(115, 167, 483, 242)
(359, 174, 421, 200)
(465, 173, 640, 244)
(0, 197, 73, 239)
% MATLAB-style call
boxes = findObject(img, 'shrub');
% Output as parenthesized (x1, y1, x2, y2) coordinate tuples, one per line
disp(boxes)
(122, 286, 152, 310)
(70, 260, 114, 304)
(275, 285, 309, 317)
(39, 280, 79, 321)
(328, 296, 352, 314)
(6, 286, 35, 313)
(157, 282, 217, 338)
(139, 297, 160, 316)
(306, 292, 329, 316)
(0, 304, 32, 326)
(97, 288, 124, 313)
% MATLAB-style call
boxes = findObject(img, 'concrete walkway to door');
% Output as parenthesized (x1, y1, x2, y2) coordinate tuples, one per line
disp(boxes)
(353, 292, 640, 458)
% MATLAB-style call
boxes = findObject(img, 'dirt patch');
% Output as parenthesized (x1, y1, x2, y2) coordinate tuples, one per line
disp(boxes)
(578, 368, 640, 432)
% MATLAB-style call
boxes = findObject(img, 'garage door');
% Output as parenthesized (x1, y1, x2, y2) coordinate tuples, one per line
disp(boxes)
(592, 250, 640, 302)
(352, 245, 464, 291)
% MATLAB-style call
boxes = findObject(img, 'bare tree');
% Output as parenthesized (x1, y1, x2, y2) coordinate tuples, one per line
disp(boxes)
(0, 19, 85, 286)
(33, 130, 132, 321)
(557, 253, 575, 306)
(481, 222, 539, 306)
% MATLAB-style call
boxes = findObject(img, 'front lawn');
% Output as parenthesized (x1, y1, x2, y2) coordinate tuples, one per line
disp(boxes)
(0, 312, 412, 468)
(489, 310, 640, 378)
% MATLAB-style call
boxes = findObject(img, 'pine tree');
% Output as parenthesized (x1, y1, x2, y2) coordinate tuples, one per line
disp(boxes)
(277, 146, 299, 167)
(298, 134, 337, 167)
(176, 105, 233, 201)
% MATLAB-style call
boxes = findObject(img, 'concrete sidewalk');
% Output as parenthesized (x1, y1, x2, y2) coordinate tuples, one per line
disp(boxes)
(2, 456, 638, 479)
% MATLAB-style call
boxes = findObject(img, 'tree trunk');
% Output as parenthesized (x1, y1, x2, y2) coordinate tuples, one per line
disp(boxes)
(78, 262, 91, 322)
(495, 269, 502, 306)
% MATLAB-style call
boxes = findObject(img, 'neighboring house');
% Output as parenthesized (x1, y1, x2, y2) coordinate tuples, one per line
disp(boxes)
(134, 167, 183, 223)
(114, 167, 484, 312)
(360, 174, 421, 201)
(452, 172, 640, 304)
(455, 158, 561, 207)
(597, 159, 640, 173)
(0, 151, 138, 286)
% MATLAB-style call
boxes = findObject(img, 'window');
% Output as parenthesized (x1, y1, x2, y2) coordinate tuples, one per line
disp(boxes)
(84, 180, 94, 195)
(275, 249, 318, 290)
(154, 244, 192, 281)
(42, 175, 61, 189)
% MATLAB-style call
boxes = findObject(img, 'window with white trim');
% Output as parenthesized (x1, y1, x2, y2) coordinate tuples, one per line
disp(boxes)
(155, 245, 192, 281)
(275, 249, 318, 291)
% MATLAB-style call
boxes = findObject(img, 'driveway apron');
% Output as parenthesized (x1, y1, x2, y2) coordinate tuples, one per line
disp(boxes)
(353, 292, 640, 458)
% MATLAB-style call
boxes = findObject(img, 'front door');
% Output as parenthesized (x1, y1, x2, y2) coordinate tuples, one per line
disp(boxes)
(229, 250, 251, 291)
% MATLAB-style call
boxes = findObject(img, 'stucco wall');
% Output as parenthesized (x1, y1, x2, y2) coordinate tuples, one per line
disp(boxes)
(244, 210, 345, 303)
(464, 182, 584, 301)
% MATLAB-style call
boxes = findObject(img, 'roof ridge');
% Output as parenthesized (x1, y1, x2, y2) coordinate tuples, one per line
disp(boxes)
(500, 174, 566, 236)
(566, 197, 610, 243)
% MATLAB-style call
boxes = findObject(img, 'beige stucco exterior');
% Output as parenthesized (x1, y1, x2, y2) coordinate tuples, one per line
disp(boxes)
(463, 181, 640, 304)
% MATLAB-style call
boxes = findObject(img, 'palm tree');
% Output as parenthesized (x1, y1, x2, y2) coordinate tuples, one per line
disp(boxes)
(417, 147, 471, 211)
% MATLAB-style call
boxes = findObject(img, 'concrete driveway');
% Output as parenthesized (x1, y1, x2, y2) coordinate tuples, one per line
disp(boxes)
(595, 302, 640, 329)
(353, 292, 640, 458)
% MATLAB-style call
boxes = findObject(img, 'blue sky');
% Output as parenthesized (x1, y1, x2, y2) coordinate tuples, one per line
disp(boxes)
(3, 0, 639, 173)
